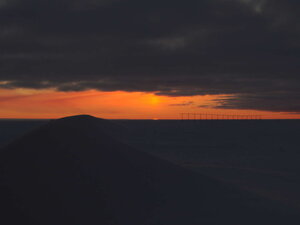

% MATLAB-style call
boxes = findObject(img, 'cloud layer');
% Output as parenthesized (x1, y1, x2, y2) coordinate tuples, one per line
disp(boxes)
(0, 0, 299, 112)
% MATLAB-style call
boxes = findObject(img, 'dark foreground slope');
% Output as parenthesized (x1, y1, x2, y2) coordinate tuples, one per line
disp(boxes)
(0, 115, 298, 225)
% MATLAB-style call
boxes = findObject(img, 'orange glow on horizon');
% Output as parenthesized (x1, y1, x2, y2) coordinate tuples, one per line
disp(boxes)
(0, 88, 299, 120)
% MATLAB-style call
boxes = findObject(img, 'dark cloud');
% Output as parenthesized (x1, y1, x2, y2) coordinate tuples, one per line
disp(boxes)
(0, 0, 299, 112)
(169, 101, 194, 107)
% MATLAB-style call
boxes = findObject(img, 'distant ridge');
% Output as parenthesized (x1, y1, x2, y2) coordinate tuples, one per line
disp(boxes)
(39, 114, 126, 138)
(0, 115, 299, 225)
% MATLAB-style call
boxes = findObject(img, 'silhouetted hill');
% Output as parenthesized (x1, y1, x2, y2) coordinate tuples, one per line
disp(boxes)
(0, 115, 299, 225)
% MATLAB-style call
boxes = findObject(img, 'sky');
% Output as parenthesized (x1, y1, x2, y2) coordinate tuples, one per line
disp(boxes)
(0, 0, 299, 119)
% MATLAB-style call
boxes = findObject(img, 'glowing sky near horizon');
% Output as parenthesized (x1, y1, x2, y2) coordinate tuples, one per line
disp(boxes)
(0, 89, 299, 119)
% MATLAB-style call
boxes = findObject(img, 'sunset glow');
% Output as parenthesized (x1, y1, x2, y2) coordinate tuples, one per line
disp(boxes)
(0, 88, 299, 119)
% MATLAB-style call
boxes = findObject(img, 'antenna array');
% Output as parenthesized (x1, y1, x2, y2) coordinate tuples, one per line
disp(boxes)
(180, 113, 262, 120)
